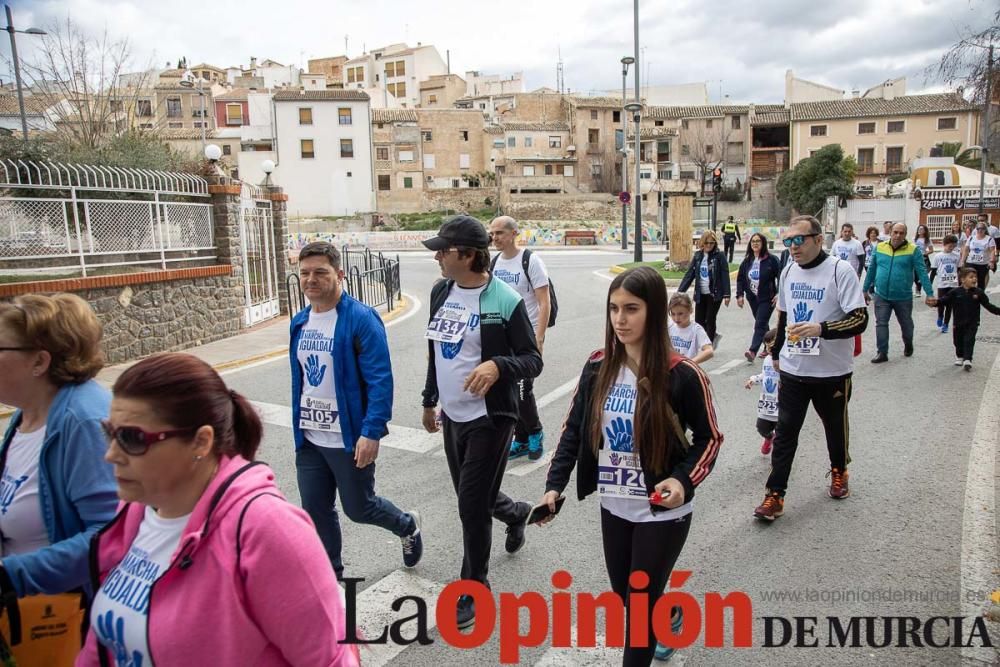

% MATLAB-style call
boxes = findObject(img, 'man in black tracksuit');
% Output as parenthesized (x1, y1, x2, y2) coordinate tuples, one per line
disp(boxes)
(420, 216, 542, 629)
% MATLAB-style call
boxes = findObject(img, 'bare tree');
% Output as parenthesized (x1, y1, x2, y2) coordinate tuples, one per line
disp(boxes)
(930, 8, 1000, 103)
(682, 120, 734, 193)
(588, 144, 624, 194)
(8, 16, 158, 151)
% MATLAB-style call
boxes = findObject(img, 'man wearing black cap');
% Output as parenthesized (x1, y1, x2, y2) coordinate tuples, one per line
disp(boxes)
(420, 215, 542, 629)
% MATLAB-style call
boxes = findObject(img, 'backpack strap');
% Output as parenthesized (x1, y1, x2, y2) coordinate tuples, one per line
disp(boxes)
(521, 249, 534, 290)
(490, 252, 499, 272)
(236, 492, 284, 573)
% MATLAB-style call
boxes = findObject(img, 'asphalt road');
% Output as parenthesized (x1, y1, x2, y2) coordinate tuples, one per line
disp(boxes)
(224, 248, 1000, 666)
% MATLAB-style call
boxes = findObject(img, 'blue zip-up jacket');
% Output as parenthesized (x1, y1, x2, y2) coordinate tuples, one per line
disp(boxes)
(0, 380, 117, 597)
(863, 240, 933, 301)
(289, 291, 392, 453)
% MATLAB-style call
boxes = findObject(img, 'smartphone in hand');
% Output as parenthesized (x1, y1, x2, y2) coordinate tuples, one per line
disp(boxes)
(526, 496, 566, 525)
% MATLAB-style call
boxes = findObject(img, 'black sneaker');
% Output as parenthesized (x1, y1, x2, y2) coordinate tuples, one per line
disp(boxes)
(505, 502, 530, 554)
(401, 511, 423, 568)
(870, 352, 888, 364)
(456, 594, 475, 629)
(903, 342, 914, 357)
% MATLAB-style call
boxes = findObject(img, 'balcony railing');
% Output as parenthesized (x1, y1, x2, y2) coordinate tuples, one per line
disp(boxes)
(857, 163, 874, 174)
(586, 143, 602, 154)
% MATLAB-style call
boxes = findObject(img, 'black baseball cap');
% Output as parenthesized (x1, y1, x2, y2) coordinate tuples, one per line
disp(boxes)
(422, 216, 490, 251)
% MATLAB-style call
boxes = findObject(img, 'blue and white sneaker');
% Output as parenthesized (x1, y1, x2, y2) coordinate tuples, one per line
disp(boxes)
(936, 316, 943, 328)
(527, 432, 545, 461)
(401, 511, 423, 568)
(654, 606, 684, 661)
(509, 440, 530, 459)
(941, 324, 949, 334)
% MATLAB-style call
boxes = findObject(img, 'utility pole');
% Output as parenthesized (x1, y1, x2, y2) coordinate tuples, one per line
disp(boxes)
(621, 56, 633, 250)
(632, 0, 642, 262)
(979, 44, 993, 216)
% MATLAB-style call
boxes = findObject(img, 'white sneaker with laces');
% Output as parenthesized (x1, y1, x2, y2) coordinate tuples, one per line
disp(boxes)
(954, 358, 964, 366)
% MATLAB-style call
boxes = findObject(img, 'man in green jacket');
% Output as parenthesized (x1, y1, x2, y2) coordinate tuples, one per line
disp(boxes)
(863, 223, 936, 363)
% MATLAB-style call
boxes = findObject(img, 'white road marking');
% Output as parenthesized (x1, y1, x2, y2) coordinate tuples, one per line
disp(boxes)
(708, 359, 745, 375)
(960, 349, 999, 665)
(536, 378, 580, 410)
(250, 400, 440, 453)
(506, 450, 554, 477)
(592, 269, 615, 282)
(219, 355, 285, 377)
(350, 569, 445, 667)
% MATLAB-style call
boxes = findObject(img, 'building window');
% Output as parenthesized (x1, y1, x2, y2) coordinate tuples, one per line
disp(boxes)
(548, 136, 562, 148)
(378, 175, 391, 191)
(223, 144, 232, 156)
(523, 165, 535, 176)
(887, 120, 905, 133)
(681, 119, 689, 130)
(810, 124, 828, 137)
(460, 130, 469, 141)
(137, 100, 152, 117)
(403, 177, 413, 188)
(167, 121, 182, 128)
(493, 139, 504, 148)
(395, 60, 405, 76)
(937, 117, 957, 130)
(927, 214, 956, 239)
(681, 144, 690, 156)
(338, 108, 352, 125)
(166, 98, 182, 118)
(226, 103, 243, 125)
(193, 121, 205, 128)
(428, 94, 437, 104)
(300, 139, 315, 159)
(590, 162, 602, 177)
(387, 82, 406, 98)
(565, 165, 574, 176)
(340, 139, 354, 158)
(886, 146, 904, 172)
(422, 130, 433, 142)
(706, 119, 713, 129)
(655, 120, 664, 127)
(680, 170, 696, 179)
(613, 110, 621, 123)
(299, 108, 313, 125)
(385, 62, 396, 78)
(398, 150, 414, 162)
(376, 146, 389, 160)
(110, 100, 123, 113)
(731, 116, 741, 130)
(856, 147, 874, 173)
(452, 178, 460, 188)
(591, 110, 598, 120)
(423, 154, 435, 169)
(508, 137, 516, 147)
(858, 121, 876, 134)
(705, 145, 713, 155)
(588, 128, 600, 145)
(459, 153, 470, 168)
(658, 169, 673, 179)
(347, 66, 363, 83)
(525, 136, 533, 147)
(727, 141, 744, 164)
(657, 140, 671, 162)
(545, 164, 553, 175)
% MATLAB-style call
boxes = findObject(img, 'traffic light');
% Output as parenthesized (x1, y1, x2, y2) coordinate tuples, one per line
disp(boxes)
(712, 167, 723, 193)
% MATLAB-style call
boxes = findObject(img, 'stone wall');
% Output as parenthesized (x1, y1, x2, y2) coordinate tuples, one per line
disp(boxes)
(503, 193, 657, 221)
(420, 187, 496, 212)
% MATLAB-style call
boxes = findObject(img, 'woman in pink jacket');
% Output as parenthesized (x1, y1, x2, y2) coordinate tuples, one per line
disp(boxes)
(76, 353, 359, 667)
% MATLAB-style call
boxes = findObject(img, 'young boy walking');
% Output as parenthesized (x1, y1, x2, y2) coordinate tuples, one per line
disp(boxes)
(934, 267, 1000, 370)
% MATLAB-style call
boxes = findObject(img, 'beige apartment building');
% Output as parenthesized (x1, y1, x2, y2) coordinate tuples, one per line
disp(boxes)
(138, 69, 221, 133)
(790, 93, 979, 195)
(372, 108, 424, 212)
(420, 74, 467, 108)
(308, 56, 349, 88)
(498, 121, 576, 193)
(416, 109, 488, 188)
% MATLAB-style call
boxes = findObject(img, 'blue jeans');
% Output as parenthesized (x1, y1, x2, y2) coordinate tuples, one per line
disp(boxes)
(746, 294, 775, 354)
(295, 440, 414, 578)
(873, 295, 913, 355)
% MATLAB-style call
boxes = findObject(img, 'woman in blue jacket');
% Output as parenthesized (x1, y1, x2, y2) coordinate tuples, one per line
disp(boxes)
(736, 233, 782, 362)
(678, 230, 731, 344)
(0, 294, 117, 599)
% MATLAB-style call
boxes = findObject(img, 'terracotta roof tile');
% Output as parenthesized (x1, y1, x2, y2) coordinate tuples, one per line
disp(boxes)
(372, 108, 418, 123)
(501, 121, 570, 132)
(272, 89, 369, 102)
(647, 105, 749, 119)
(789, 93, 977, 121)
(569, 96, 634, 109)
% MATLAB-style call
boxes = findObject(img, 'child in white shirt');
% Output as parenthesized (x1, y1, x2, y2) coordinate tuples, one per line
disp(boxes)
(744, 329, 779, 455)
(930, 234, 962, 334)
(668, 293, 713, 364)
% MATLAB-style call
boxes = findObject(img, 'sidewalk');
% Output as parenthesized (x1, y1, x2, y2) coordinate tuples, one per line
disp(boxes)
(0, 295, 412, 419)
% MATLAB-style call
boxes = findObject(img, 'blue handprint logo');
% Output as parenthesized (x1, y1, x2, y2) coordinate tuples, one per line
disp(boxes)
(749, 266, 760, 280)
(838, 250, 850, 260)
(943, 263, 955, 274)
(793, 301, 813, 323)
(96, 610, 143, 667)
(763, 377, 777, 394)
(699, 264, 709, 279)
(440, 340, 464, 359)
(305, 354, 326, 387)
(604, 417, 634, 452)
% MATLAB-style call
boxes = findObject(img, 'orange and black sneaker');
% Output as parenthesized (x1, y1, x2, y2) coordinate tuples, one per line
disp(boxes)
(827, 467, 850, 499)
(753, 492, 784, 521)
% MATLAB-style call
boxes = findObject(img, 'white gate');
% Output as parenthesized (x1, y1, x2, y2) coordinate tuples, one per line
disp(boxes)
(239, 183, 279, 326)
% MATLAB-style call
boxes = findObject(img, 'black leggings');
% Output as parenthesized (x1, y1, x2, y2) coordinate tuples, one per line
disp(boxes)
(756, 417, 777, 439)
(969, 263, 990, 290)
(601, 507, 691, 667)
(953, 323, 979, 361)
(694, 295, 723, 341)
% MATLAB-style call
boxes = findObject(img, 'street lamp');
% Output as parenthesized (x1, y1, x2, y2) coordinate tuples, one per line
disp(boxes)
(620, 56, 635, 250)
(630, 0, 642, 263)
(179, 70, 207, 149)
(4, 4, 47, 143)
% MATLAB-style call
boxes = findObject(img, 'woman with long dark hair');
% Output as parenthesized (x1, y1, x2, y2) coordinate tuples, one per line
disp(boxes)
(862, 226, 880, 274)
(735, 233, 781, 362)
(677, 230, 730, 345)
(913, 224, 934, 296)
(539, 267, 723, 666)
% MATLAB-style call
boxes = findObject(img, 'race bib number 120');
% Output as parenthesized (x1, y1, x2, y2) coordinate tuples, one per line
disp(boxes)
(597, 449, 646, 498)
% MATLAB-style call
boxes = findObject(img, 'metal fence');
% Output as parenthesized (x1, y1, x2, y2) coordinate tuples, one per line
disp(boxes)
(287, 246, 402, 315)
(0, 160, 213, 275)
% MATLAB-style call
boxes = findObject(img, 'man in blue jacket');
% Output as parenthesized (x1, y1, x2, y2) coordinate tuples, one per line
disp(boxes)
(290, 241, 422, 579)
(863, 223, 936, 363)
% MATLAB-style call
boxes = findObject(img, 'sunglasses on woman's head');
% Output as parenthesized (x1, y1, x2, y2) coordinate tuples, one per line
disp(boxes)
(101, 420, 197, 456)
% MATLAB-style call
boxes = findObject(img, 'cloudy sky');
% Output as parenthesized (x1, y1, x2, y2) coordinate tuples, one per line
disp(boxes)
(3, 0, 996, 103)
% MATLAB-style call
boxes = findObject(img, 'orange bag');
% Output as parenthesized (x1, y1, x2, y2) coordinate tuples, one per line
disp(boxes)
(0, 588, 85, 667)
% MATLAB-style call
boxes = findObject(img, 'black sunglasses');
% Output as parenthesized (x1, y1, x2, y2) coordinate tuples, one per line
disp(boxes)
(782, 233, 820, 248)
(101, 420, 197, 456)
(0, 347, 35, 352)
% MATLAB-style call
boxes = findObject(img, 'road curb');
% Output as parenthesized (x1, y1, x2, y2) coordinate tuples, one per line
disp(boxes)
(380, 295, 412, 324)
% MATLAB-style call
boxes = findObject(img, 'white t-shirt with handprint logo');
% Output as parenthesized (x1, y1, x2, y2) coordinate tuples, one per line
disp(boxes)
(297, 308, 344, 448)
(778, 256, 866, 378)
(92, 506, 189, 667)
(598, 366, 692, 524)
(433, 283, 488, 423)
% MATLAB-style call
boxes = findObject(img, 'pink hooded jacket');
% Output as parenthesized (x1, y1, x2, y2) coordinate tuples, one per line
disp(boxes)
(76, 457, 359, 666)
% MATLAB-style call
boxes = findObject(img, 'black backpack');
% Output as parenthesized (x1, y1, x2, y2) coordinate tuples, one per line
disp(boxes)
(490, 249, 558, 327)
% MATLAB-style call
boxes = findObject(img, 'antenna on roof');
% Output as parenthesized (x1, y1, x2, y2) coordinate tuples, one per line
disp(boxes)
(345, 35, 349, 54)
(556, 46, 564, 94)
